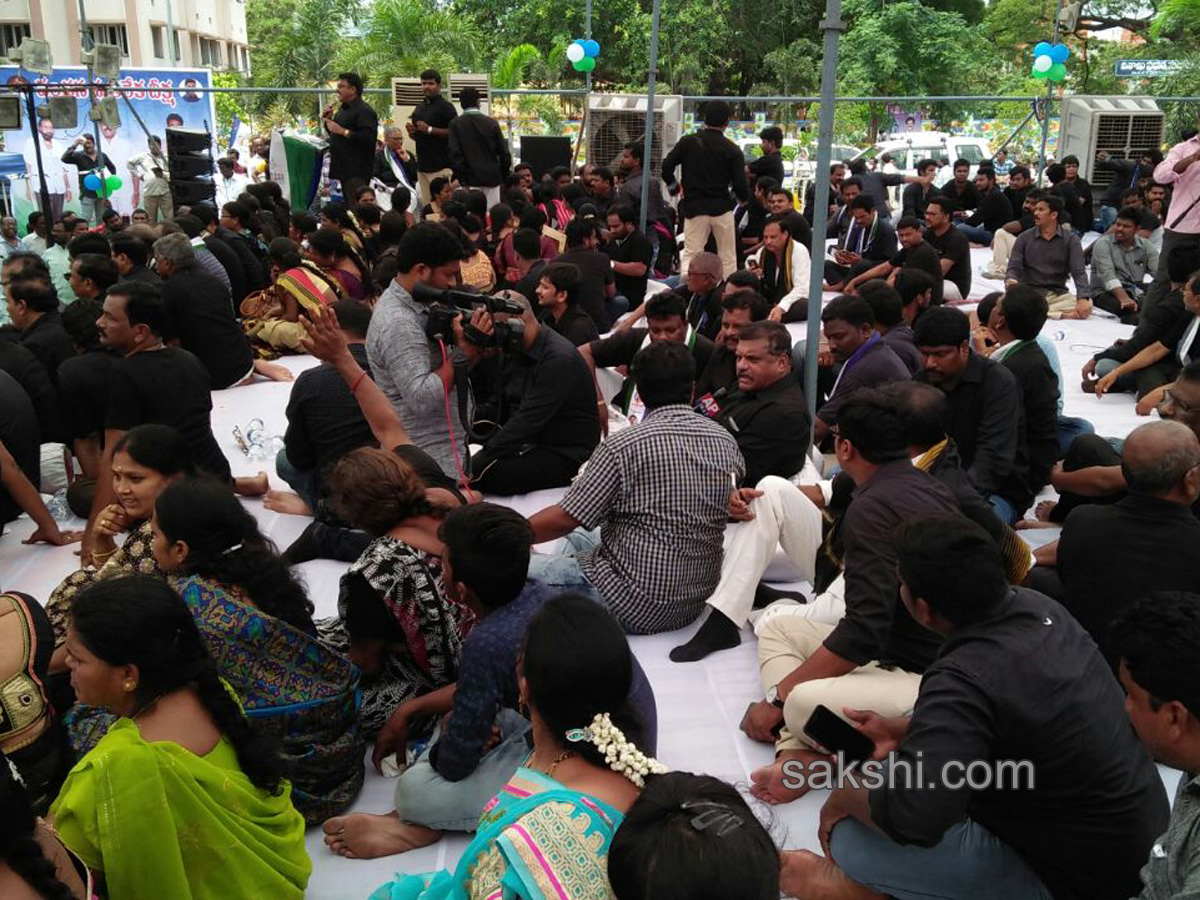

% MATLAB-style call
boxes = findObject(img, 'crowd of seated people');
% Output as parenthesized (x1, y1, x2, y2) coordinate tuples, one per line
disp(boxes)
(2, 94, 1200, 900)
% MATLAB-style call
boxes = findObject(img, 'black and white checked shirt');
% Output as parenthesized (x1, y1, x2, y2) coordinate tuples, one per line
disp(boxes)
(559, 404, 745, 634)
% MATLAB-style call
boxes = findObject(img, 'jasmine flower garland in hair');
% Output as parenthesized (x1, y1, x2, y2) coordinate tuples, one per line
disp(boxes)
(566, 712, 668, 787)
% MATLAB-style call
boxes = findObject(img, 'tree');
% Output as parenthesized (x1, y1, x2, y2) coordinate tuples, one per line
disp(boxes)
(343, 0, 484, 86)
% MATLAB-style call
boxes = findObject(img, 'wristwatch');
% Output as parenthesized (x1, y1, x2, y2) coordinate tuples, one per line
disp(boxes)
(765, 684, 785, 708)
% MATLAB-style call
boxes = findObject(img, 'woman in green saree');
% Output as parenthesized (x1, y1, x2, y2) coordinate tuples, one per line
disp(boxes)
(50, 574, 311, 900)
(360, 594, 666, 900)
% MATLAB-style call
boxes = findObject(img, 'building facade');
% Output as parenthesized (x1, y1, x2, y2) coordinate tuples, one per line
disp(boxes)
(0, 0, 249, 72)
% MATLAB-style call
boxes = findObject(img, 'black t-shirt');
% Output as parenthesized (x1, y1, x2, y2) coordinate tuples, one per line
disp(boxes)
(552, 247, 615, 330)
(105, 348, 231, 481)
(591, 329, 714, 409)
(411, 95, 458, 173)
(162, 265, 255, 390)
(0, 341, 62, 443)
(57, 349, 118, 442)
(924, 225, 972, 298)
(889, 240, 945, 306)
(514, 260, 548, 305)
(547, 305, 600, 347)
(604, 230, 654, 308)
(393, 442, 465, 503)
(0, 370, 40, 527)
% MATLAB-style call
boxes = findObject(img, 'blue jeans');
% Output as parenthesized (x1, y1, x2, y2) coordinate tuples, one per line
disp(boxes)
(955, 222, 994, 245)
(831, 817, 1054, 900)
(525, 528, 603, 604)
(988, 494, 1020, 524)
(275, 447, 319, 511)
(395, 708, 531, 832)
(1056, 415, 1095, 459)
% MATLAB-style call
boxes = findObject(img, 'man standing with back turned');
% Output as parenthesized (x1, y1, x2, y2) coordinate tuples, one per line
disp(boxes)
(662, 100, 749, 280)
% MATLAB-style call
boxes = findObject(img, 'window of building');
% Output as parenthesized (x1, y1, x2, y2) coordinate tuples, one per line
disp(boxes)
(0, 23, 32, 57)
(172, 29, 181, 61)
(151, 25, 164, 59)
(90, 24, 130, 57)
(241, 46, 249, 73)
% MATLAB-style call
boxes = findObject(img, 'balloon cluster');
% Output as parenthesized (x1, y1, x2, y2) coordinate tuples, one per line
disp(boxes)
(1032, 42, 1069, 82)
(83, 172, 123, 193)
(567, 39, 601, 73)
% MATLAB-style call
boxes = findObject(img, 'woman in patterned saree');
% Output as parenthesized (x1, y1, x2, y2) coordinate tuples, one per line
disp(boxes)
(364, 594, 665, 900)
(149, 476, 364, 823)
(45, 424, 195, 645)
(320, 446, 475, 739)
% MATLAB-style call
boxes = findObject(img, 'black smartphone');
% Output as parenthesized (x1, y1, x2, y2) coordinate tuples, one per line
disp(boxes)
(802, 704, 875, 765)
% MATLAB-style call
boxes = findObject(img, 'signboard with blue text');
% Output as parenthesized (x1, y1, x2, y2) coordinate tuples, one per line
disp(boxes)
(1114, 59, 1184, 78)
(1, 66, 215, 224)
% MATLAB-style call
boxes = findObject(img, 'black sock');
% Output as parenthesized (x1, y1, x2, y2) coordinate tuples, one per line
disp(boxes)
(670, 611, 741, 663)
(754, 582, 808, 609)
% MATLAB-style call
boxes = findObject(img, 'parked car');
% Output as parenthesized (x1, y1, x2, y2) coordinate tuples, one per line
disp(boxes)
(852, 132, 993, 186)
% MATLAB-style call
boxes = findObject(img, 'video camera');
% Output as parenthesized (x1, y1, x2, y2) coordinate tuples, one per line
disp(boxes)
(412, 283, 526, 354)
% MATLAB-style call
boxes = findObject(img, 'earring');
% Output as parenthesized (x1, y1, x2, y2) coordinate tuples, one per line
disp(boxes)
(123, 680, 136, 692)
(518, 693, 530, 718)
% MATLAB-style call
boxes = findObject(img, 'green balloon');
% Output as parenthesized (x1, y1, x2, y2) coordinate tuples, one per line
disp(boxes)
(1031, 66, 1047, 78)
(105, 174, 123, 192)
(1048, 62, 1067, 81)
(575, 56, 596, 73)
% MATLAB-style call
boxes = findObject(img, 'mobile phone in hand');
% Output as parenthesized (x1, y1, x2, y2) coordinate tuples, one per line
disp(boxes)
(803, 704, 875, 765)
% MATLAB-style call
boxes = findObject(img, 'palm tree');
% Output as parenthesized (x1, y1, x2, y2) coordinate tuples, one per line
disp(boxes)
(342, 0, 484, 85)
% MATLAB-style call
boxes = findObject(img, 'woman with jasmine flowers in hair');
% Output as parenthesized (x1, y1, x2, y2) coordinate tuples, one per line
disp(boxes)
(367, 593, 666, 900)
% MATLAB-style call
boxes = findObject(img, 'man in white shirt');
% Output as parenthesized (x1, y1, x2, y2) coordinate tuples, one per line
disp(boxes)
(31, 117, 70, 220)
(753, 213, 811, 323)
(215, 157, 249, 207)
(18, 212, 48, 255)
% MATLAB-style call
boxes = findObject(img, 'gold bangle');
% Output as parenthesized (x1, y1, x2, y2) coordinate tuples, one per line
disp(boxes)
(92, 548, 117, 561)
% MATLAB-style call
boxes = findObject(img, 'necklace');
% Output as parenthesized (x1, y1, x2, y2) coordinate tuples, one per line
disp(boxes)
(537, 750, 573, 778)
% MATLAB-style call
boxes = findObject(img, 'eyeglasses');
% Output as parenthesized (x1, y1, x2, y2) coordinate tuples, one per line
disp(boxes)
(1163, 389, 1196, 414)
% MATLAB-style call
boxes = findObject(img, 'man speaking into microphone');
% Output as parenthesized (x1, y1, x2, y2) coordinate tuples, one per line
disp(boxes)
(698, 320, 810, 487)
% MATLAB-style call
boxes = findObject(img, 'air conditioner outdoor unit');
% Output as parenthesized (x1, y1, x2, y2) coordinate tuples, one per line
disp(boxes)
(448, 73, 491, 116)
(585, 92, 683, 180)
(1057, 95, 1164, 189)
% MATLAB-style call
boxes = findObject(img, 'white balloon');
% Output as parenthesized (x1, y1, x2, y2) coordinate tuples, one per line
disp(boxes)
(567, 42, 586, 63)
(1032, 55, 1052, 73)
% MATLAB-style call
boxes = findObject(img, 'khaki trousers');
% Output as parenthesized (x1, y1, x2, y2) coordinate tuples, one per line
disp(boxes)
(758, 617, 923, 752)
(984, 229, 1017, 279)
(144, 193, 173, 224)
(681, 211, 737, 279)
(418, 168, 454, 205)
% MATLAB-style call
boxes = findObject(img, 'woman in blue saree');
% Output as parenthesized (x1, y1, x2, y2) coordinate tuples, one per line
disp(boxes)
(358, 594, 667, 900)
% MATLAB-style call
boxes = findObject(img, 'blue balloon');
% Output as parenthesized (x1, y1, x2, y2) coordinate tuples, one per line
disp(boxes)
(83, 173, 101, 191)
(583, 39, 600, 57)
(1034, 41, 1052, 57)
(1049, 43, 1069, 64)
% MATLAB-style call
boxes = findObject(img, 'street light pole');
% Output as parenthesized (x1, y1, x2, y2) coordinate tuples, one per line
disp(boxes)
(638, 0, 662, 236)
(1036, 0, 1065, 186)
(76, 0, 111, 219)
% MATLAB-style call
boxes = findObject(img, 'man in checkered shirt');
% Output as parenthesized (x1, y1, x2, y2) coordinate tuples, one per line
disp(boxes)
(529, 339, 746, 634)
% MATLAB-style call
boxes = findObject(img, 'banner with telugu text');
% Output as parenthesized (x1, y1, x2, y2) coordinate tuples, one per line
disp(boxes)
(1, 65, 216, 224)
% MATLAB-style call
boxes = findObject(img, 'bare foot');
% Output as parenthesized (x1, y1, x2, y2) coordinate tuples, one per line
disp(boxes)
(233, 472, 270, 497)
(322, 811, 441, 859)
(1034, 500, 1057, 522)
(780, 850, 885, 900)
(253, 359, 295, 382)
(750, 749, 829, 805)
(264, 490, 313, 516)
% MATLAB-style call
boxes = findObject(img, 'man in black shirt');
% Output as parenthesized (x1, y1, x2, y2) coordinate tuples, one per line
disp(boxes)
(923, 196, 972, 300)
(535, 262, 599, 347)
(824, 195, 897, 291)
(581, 291, 714, 429)
(1061, 153, 1094, 231)
(901, 158, 940, 219)
(192, 205, 261, 298)
(939, 158, 981, 220)
(7, 278, 74, 381)
(604, 205, 653, 311)
(956, 167, 1013, 246)
(843, 215, 944, 305)
(915, 307, 1025, 523)
(322, 72, 379, 196)
(858, 279, 922, 375)
(619, 251, 725, 339)
(60, 135, 115, 225)
(662, 100, 749, 280)
(407, 68, 458, 204)
(0, 339, 60, 444)
(1002, 164, 1032, 222)
(64, 251, 117, 306)
(747, 125, 785, 187)
(804, 161, 846, 226)
(790, 516, 1168, 900)
(551, 218, 614, 329)
(110, 234, 161, 286)
(509, 227, 548, 300)
(696, 288, 771, 398)
(55, 299, 112, 477)
(274, 300, 376, 513)
(470, 295, 600, 495)
(447, 86, 511, 206)
(152, 233, 255, 390)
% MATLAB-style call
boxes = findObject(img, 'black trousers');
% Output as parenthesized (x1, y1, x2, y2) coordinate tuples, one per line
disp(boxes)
(1093, 289, 1141, 326)
(1049, 433, 1123, 523)
(472, 446, 583, 496)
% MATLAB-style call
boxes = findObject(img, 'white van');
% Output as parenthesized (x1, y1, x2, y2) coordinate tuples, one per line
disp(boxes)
(853, 132, 993, 187)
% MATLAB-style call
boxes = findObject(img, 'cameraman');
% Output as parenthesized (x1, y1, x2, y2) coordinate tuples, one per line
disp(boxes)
(470, 293, 601, 495)
(367, 222, 488, 479)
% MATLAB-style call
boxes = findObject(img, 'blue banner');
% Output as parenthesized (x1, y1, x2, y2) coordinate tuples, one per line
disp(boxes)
(1, 66, 216, 224)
